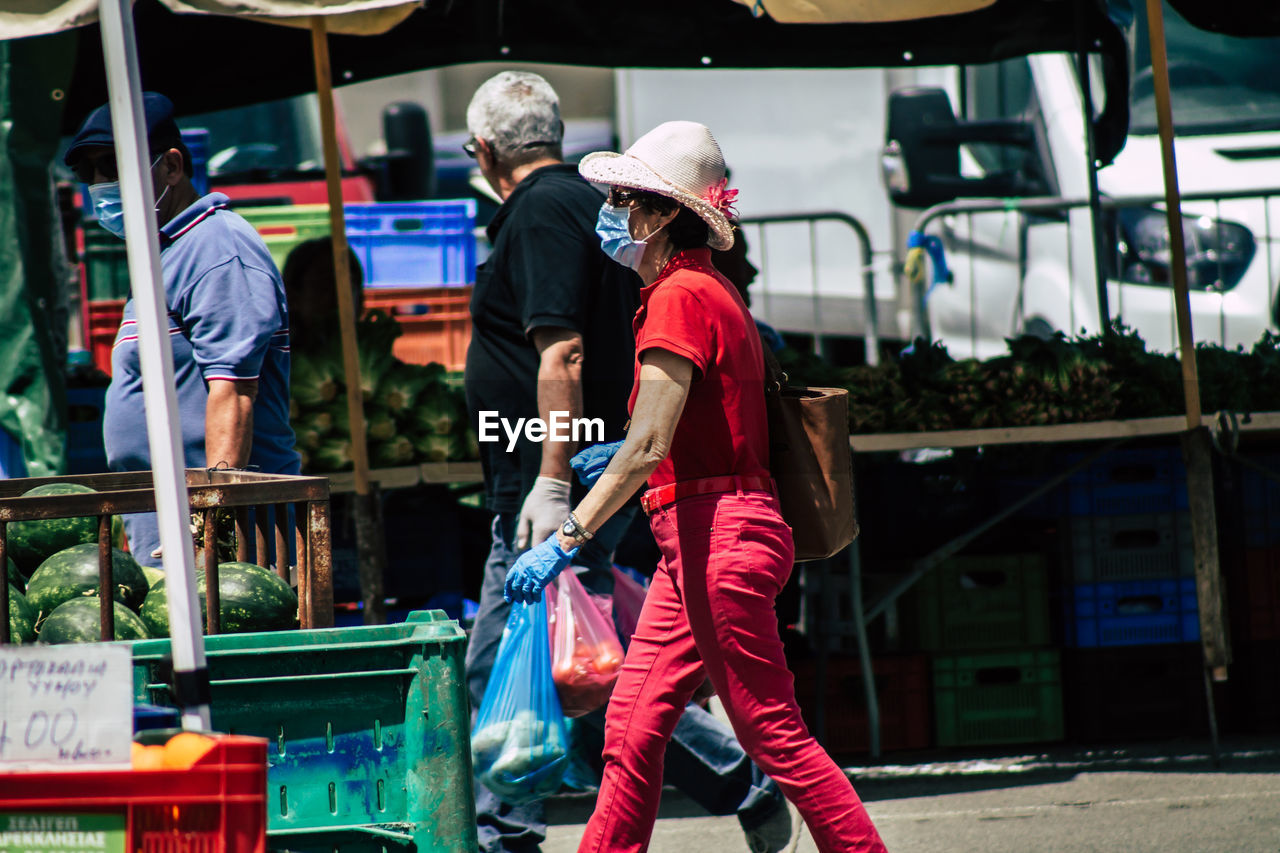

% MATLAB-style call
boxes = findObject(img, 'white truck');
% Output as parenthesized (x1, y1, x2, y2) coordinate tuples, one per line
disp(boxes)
(618, 1, 1280, 360)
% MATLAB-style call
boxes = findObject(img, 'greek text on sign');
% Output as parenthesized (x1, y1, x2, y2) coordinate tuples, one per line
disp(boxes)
(0, 644, 132, 768)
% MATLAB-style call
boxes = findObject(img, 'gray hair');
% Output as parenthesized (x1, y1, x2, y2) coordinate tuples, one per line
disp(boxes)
(465, 71, 563, 164)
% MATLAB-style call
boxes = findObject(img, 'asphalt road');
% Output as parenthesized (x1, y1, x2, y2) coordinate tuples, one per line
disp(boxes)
(543, 738, 1280, 852)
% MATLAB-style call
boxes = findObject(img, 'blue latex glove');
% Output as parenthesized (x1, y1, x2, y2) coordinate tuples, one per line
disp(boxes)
(570, 440, 624, 488)
(504, 533, 579, 604)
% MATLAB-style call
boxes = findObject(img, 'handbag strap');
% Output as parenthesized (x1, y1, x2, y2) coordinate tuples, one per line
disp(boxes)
(760, 331, 787, 394)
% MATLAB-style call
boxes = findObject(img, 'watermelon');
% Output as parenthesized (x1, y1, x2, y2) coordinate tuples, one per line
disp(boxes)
(6, 584, 36, 643)
(6, 557, 23, 593)
(37, 597, 150, 644)
(25, 543, 149, 617)
(7, 483, 100, 573)
(139, 562, 298, 637)
(140, 566, 166, 590)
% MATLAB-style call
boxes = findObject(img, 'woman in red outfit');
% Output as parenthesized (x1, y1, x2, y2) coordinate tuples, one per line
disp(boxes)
(502, 121, 887, 853)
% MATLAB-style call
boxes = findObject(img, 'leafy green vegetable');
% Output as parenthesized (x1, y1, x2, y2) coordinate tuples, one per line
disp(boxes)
(290, 352, 341, 408)
(371, 435, 415, 468)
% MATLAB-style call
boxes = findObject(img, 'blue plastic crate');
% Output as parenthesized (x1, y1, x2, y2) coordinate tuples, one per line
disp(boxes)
(181, 127, 210, 197)
(66, 385, 108, 474)
(1065, 447, 1188, 516)
(0, 425, 25, 479)
(1065, 577, 1200, 647)
(345, 200, 477, 287)
(133, 702, 180, 732)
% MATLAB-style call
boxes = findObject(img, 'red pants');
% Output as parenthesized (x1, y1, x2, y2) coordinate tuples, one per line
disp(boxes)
(577, 489, 887, 853)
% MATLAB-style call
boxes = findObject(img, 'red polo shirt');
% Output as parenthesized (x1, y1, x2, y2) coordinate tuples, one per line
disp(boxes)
(628, 248, 770, 489)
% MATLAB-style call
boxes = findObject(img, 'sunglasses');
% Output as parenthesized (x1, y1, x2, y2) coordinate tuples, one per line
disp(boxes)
(73, 151, 167, 184)
(462, 136, 479, 159)
(608, 187, 642, 207)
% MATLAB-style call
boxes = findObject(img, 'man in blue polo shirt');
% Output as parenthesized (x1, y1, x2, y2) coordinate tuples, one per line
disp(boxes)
(65, 92, 299, 568)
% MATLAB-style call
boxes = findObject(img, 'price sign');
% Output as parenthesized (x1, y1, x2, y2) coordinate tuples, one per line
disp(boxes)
(0, 645, 132, 769)
(0, 812, 126, 853)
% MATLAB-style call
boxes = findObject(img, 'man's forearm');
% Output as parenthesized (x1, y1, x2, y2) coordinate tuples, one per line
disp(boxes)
(536, 354, 583, 481)
(530, 331, 585, 482)
(205, 380, 256, 468)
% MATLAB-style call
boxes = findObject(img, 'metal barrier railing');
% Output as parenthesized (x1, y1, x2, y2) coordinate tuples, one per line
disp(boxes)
(906, 187, 1280, 350)
(0, 469, 333, 643)
(738, 212, 883, 365)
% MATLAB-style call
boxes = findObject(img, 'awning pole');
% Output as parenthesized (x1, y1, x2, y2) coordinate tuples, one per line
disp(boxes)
(98, 0, 209, 729)
(310, 15, 385, 624)
(1144, 0, 1229, 741)
(1074, 0, 1110, 332)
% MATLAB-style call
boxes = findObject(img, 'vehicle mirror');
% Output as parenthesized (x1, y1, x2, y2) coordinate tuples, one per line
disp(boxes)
(381, 101, 435, 201)
(883, 87, 962, 208)
(883, 87, 1047, 208)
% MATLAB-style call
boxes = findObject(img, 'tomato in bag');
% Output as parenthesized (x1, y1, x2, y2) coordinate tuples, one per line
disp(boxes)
(546, 570, 626, 717)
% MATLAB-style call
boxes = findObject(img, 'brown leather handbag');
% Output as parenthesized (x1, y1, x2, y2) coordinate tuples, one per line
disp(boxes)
(762, 344, 859, 561)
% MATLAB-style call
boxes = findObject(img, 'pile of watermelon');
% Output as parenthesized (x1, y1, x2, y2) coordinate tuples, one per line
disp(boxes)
(4, 482, 300, 644)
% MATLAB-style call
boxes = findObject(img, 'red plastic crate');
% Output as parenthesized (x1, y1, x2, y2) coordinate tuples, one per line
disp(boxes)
(1241, 548, 1280, 641)
(790, 654, 931, 756)
(0, 735, 267, 853)
(88, 298, 127, 376)
(362, 285, 472, 371)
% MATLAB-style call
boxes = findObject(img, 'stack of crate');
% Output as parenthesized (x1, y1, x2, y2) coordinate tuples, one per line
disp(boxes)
(1226, 453, 1280, 733)
(913, 554, 1063, 747)
(1059, 447, 1208, 742)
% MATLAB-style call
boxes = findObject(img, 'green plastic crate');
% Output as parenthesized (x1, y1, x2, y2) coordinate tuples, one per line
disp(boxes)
(913, 554, 1051, 651)
(83, 224, 131, 301)
(237, 204, 331, 271)
(130, 610, 476, 852)
(932, 648, 1064, 747)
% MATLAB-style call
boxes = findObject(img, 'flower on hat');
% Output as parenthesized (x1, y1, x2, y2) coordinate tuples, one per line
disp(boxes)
(704, 178, 739, 219)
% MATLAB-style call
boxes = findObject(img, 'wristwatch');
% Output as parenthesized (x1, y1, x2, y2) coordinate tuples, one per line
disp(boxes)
(560, 512, 594, 545)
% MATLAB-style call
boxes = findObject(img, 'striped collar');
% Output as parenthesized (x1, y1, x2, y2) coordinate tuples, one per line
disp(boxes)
(159, 192, 231, 248)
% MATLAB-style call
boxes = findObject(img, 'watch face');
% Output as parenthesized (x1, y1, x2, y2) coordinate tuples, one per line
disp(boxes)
(562, 519, 577, 537)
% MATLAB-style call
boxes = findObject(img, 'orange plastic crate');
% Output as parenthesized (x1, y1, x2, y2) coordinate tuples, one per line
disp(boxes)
(363, 285, 473, 371)
(0, 735, 267, 853)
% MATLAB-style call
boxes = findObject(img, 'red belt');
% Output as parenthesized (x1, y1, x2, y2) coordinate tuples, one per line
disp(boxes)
(640, 475, 775, 515)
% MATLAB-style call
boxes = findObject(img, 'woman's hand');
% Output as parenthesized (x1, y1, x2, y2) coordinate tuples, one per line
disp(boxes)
(503, 533, 578, 604)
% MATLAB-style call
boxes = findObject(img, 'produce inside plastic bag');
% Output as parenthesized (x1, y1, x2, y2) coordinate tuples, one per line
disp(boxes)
(546, 569, 625, 717)
(471, 600, 568, 803)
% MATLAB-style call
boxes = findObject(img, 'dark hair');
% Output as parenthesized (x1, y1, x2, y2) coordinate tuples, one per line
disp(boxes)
(282, 237, 366, 351)
(282, 237, 365, 293)
(630, 190, 711, 250)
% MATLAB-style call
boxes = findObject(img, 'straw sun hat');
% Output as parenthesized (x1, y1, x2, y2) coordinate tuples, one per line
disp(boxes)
(579, 120, 738, 251)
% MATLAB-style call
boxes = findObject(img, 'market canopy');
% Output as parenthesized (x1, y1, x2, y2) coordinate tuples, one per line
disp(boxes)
(42, 0, 1124, 131)
(30, 0, 1276, 134)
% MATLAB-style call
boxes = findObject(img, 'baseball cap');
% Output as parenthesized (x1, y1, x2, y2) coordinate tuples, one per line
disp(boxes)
(64, 92, 184, 168)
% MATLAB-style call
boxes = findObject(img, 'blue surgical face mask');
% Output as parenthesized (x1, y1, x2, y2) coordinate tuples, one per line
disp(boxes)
(596, 202, 649, 272)
(88, 155, 168, 240)
(89, 181, 126, 239)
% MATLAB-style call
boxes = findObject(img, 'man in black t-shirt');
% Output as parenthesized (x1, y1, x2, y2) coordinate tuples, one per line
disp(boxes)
(461, 72, 791, 853)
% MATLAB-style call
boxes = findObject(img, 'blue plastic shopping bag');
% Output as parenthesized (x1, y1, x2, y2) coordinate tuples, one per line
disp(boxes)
(471, 599, 569, 803)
